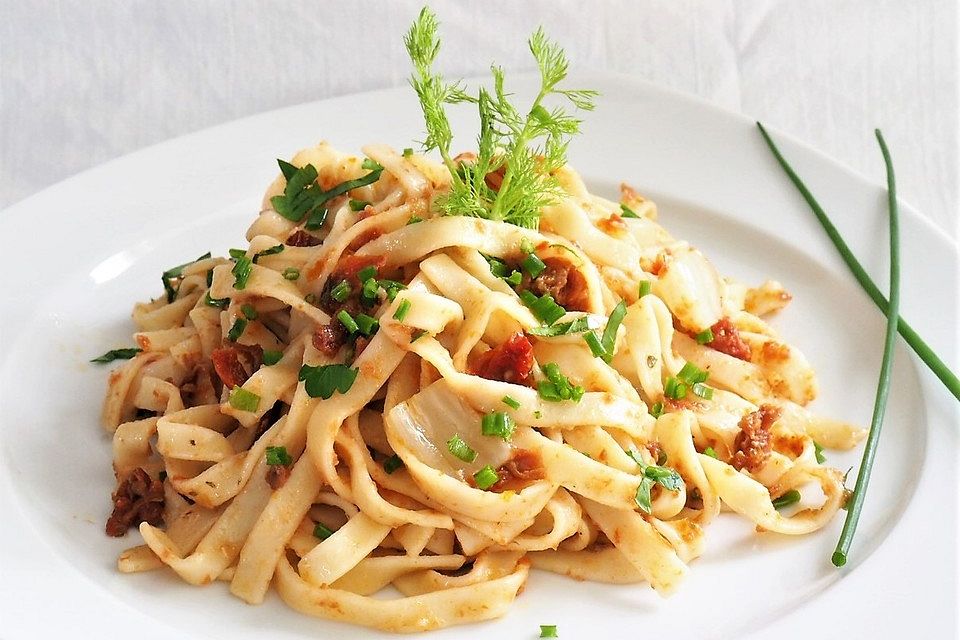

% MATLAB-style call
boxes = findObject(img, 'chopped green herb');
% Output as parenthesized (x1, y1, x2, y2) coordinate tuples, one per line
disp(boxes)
(407, 215, 423, 224)
(358, 265, 378, 283)
(484, 254, 510, 278)
(241, 304, 258, 320)
(355, 313, 379, 336)
(481, 411, 515, 441)
(663, 376, 687, 400)
(227, 317, 247, 342)
(502, 395, 521, 410)
(282, 267, 300, 280)
(379, 279, 406, 301)
(649, 401, 664, 418)
(337, 310, 360, 334)
(677, 362, 709, 385)
(161, 252, 212, 303)
(270, 159, 384, 228)
(814, 441, 826, 464)
(232, 255, 253, 290)
(520, 290, 566, 325)
(330, 280, 352, 302)
(619, 203, 639, 219)
(393, 299, 412, 322)
(691, 382, 713, 400)
(362, 158, 382, 171)
(695, 328, 715, 344)
(229, 387, 261, 412)
(383, 454, 404, 474)
(703, 446, 717, 459)
(534, 410, 543, 419)
(638, 280, 652, 298)
(585, 300, 627, 363)
(473, 465, 500, 490)
(402, 147, 414, 157)
(204, 292, 230, 308)
(298, 364, 359, 399)
(253, 244, 284, 263)
(521, 252, 547, 279)
(773, 489, 802, 510)
(504, 270, 523, 286)
(405, 7, 597, 229)
(90, 347, 142, 364)
(349, 199, 370, 211)
(410, 329, 427, 342)
(265, 446, 293, 466)
(446, 434, 477, 462)
(583, 331, 606, 359)
(263, 350, 284, 366)
(304, 292, 318, 305)
(528, 316, 591, 337)
(626, 450, 683, 514)
(228, 248, 247, 260)
(540, 624, 559, 638)
(520, 238, 535, 254)
(313, 522, 335, 540)
(538, 362, 584, 403)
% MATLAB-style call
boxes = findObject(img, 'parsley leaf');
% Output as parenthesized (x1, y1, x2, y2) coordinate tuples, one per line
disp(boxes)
(298, 364, 359, 399)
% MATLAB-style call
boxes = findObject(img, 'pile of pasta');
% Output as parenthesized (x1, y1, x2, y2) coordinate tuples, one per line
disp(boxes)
(102, 142, 865, 632)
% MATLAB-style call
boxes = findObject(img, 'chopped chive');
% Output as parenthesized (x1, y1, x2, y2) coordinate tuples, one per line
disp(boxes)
(349, 199, 370, 211)
(695, 328, 714, 344)
(410, 329, 427, 342)
(282, 267, 300, 280)
(504, 270, 523, 286)
(599, 300, 627, 359)
(649, 401, 664, 418)
(481, 411, 515, 441)
(330, 279, 352, 302)
(619, 203, 640, 219)
(528, 316, 591, 337)
(383, 454, 404, 474)
(393, 299, 412, 322)
(759, 122, 957, 403)
(204, 292, 230, 308)
(519, 290, 566, 325)
(241, 304, 258, 320)
(540, 625, 559, 638)
(229, 387, 261, 412)
(814, 441, 826, 464)
(538, 362, 584, 403)
(228, 248, 247, 260)
(298, 364, 359, 399)
(227, 317, 247, 342)
(446, 434, 477, 462)
(772, 489, 802, 510)
(265, 446, 292, 466)
(161, 252, 211, 303)
(502, 395, 521, 410)
(361, 158, 382, 171)
(583, 331, 606, 359)
(691, 382, 713, 400)
(407, 215, 423, 224)
(677, 362, 709, 384)
(357, 265, 378, 283)
(521, 252, 547, 279)
(638, 280, 652, 298)
(355, 313, 379, 336)
(402, 147, 414, 157)
(832, 129, 903, 568)
(90, 347, 142, 364)
(253, 244, 284, 263)
(313, 522, 335, 540)
(520, 238, 535, 254)
(231, 255, 253, 290)
(703, 446, 717, 459)
(378, 279, 406, 301)
(262, 350, 283, 366)
(484, 254, 510, 278)
(360, 277, 380, 305)
(473, 465, 499, 490)
(337, 310, 360, 333)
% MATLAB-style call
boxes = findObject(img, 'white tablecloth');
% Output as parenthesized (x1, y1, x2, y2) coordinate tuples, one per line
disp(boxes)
(2, 0, 956, 239)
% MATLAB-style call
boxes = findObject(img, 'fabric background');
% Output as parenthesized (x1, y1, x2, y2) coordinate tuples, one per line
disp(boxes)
(1, 0, 956, 239)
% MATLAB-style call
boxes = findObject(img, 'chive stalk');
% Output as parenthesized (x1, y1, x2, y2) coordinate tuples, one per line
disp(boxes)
(831, 129, 901, 567)
(757, 121, 958, 401)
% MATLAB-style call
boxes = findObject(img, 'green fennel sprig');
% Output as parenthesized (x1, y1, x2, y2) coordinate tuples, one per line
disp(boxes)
(404, 7, 597, 229)
(756, 122, 959, 401)
(831, 130, 901, 567)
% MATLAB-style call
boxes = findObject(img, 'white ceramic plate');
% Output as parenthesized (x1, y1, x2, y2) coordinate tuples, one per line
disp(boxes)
(1, 72, 956, 640)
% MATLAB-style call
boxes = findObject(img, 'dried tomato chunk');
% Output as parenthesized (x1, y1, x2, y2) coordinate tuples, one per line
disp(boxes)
(732, 404, 781, 472)
(211, 342, 263, 388)
(471, 333, 534, 386)
(707, 318, 752, 361)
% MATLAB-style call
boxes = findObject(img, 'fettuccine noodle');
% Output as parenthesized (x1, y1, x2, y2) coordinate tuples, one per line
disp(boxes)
(100, 142, 865, 632)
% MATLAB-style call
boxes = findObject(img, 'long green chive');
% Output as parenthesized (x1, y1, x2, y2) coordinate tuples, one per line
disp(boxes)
(599, 300, 627, 358)
(638, 280, 652, 298)
(772, 489, 802, 510)
(583, 331, 606, 359)
(393, 299, 412, 322)
(337, 310, 360, 333)
(253, 244, 284, 263)
(832, 130, 901, 568)
(757, 122, 958, 401)
(161, 252, 211, 303)
(473, 465, 500, 490)
(229, 387, 261, 412)
(446, 434, 477, 462)
(232, 255, 253, 290)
